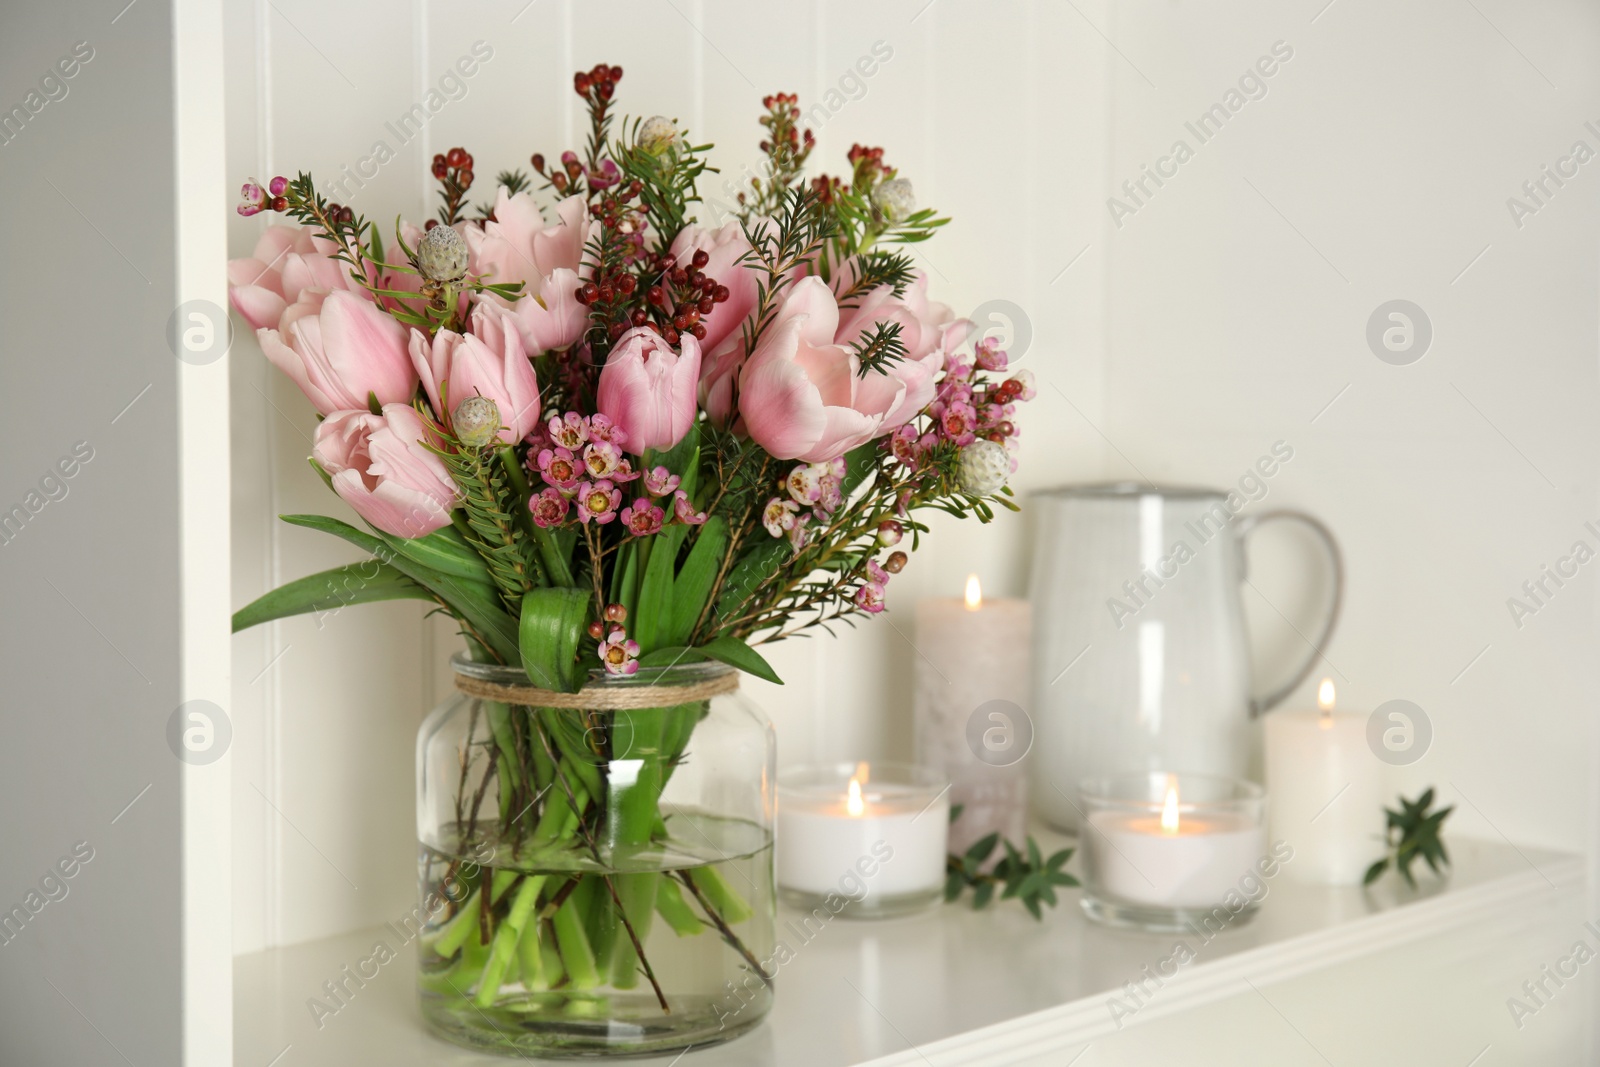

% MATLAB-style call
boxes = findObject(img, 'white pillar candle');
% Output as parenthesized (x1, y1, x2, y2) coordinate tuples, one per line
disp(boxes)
(777, 764, 948, 906)
(1085, 784, 1265, 908)
(913, 575, 1031, 857)
(1264, 679, 1382, 885)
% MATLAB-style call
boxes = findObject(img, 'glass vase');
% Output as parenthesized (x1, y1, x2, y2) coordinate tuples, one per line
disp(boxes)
(416, 655, 776, 1057)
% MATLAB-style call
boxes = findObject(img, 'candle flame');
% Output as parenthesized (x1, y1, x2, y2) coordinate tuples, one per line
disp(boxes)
(846, 776, 865, 818)
(1160, 781, 1180, 834)
(1317, 678, 1336, 712)
(964, 574, 983, 611)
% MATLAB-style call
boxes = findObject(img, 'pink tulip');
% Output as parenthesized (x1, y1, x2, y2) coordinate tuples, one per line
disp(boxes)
(313, 404, 459, 538)
(495, 268, 589, 354)
(669, 222, 761, 354)
(256, 289, 418, 416)
(409, 301, 542, 443)
(464, 188, 590, 301)
(596, 327, 701, 454)
(228, 225, 369, 331)
(737, 277, 914, 463)
(832, 265, 954, 365)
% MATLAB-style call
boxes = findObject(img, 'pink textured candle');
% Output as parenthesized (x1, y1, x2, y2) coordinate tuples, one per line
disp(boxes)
(913, 575, 1032, 857)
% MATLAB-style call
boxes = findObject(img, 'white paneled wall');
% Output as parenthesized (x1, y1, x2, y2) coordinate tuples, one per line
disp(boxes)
(227, 0, 1598, 953)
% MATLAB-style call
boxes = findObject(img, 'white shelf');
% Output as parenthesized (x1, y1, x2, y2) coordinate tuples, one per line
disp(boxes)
(235, 837, 1582, 1067)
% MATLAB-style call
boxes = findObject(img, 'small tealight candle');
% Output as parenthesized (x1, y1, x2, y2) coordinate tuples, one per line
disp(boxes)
(1264, 679, 1383, 885)
(777, 762, 949, 919)
(1080, 773, 1268, 931)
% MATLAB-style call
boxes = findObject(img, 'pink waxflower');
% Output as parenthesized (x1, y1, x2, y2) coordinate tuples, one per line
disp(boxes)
(410, 301, 541, 443)
(672, 490, 708, 526)
(786, 464, 823, 505)
(236, 180, 266, 217)
(621, 501, 665, 536)
(940, 401, 979, 446)
(788, 516, 812, 554)
(529, 488, 570, 528)
(736, 278, 915, 463)
(312, 404, 458, 538)
(763, 497, 800, 538)
(866, 560, 890, 586)
(1006, 369, 1037, 401)
(587, 414, 626, 447)
(669, 221, 761, 354)
(855, 581, 887, 613)
(599, 629, 640, 676)
(582, 439, 625, 479)
(975, 338, 1009, 372)
(548, 413, 589, 450)
(256, 289, 418, 416)
(596, 327, 702, 455)
(537, 447, 583, 491)
(644, 467, 681, 497)
(577, 480, 622, 524)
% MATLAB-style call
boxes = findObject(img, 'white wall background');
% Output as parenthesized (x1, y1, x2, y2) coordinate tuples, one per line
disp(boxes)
(226, 0, 1599, 953)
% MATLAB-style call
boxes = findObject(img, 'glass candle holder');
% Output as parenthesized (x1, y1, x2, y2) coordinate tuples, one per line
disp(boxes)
(777, 762, 949, 920)
(1079, 773, 1269, 933)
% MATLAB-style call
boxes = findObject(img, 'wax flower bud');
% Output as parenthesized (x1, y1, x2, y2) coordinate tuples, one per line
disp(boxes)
(872, 177, 915, 223)
(637, 115, 679, 155)
(417, 224, 469, 283)
(956, 439, 1009, 496)
(877, 520, 903, 547)
(453, 396, 502, 448)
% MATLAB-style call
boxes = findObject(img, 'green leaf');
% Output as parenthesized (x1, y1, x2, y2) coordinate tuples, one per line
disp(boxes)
(281, 514, 519, 661)
(232, 560, 430, 632)
(964, 833, 1000, 867)
(665, 516, 728, 646)
(972, 881, 994, 910)
(948, 803, 965, 825)
(379, 525, 494, 582)
(840, 441, 878, 498)
(518, 586, 592, 692)
(695, 635, 782, 685)
(1363, 859, 1388, 886)
(633, 537, 678, 653)
(715, 538, 789, 620)
(637, 646, 708, 668)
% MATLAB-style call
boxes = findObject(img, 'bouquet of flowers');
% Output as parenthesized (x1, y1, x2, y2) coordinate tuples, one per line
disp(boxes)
(230, 63, 1032, 1055)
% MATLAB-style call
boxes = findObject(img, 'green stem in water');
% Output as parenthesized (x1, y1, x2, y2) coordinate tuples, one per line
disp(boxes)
(474, 875, 546, 1008)
(655, 875, 704, 937)
(552, 886, 601, 990)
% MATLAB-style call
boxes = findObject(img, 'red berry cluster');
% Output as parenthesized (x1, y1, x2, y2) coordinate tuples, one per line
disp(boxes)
(429, 147, 475, 227)
(758, 93, 815, 156)
(574, 64, 622, 101)
(573, 177, 649, 339)
(431, 146, 475, 186)
(847, 144, 891, 185)
(642, 248, 729, 346)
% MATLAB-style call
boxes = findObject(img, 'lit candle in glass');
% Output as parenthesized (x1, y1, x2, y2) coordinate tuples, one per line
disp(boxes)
(1264, 679, 1383, 884)
(777, 762, 948, 919)
(1080, 773, 1269, 930)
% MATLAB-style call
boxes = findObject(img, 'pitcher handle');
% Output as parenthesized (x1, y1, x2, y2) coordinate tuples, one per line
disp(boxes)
(1235, 509, 1345, 717)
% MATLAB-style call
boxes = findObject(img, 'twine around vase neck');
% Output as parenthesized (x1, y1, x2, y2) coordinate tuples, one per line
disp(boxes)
(453, 668, 739, 709)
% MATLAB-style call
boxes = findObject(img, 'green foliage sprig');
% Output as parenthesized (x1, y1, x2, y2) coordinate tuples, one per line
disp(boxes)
(1363, 788, 1454, 888)
(944, 807, 1080, 919)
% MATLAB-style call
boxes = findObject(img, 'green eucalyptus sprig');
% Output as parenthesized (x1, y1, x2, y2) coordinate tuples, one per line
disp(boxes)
(944, 807, 1080, 919)
(1363, 788, 1454, 888)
